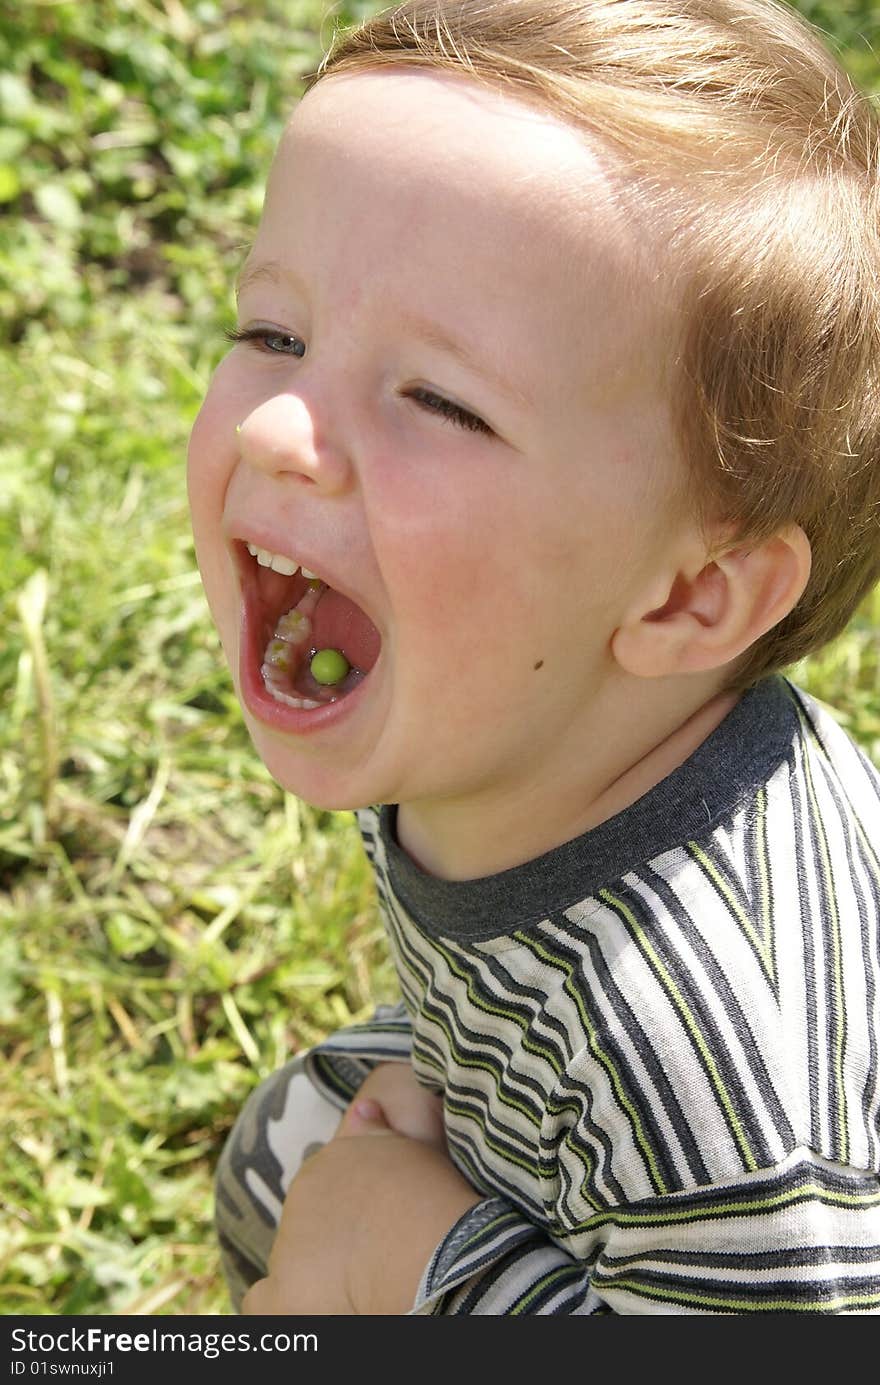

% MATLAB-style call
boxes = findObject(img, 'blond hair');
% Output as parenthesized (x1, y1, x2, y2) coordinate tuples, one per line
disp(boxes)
(315, 0, 880, 692)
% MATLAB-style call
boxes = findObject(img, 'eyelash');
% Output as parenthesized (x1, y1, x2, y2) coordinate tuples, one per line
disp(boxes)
(404, 387, 491, 435)
(224, 327, 492, 436)
(224, 326, 305, 357)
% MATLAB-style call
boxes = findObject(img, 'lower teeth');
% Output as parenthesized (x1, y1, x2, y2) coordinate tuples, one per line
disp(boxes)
(260, 671, 324, 710)
(260, 584, 364, 708)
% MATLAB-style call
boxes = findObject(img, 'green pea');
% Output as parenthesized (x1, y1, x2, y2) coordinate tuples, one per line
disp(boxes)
(310, 648, 350, 685)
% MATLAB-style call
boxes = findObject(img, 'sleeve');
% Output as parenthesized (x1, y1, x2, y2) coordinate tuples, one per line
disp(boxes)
(303, 1000, 414, 1108)
(411, 1149, 880, 1314)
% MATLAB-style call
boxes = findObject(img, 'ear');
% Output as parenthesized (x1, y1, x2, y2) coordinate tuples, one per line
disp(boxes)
(611, 524, 812, 679)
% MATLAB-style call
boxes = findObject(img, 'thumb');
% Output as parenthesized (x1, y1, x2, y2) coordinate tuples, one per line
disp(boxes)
(338, 1094, 393, 1138)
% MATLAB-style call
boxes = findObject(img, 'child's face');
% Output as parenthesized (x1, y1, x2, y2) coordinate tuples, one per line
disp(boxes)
(188, 69, 690, 822)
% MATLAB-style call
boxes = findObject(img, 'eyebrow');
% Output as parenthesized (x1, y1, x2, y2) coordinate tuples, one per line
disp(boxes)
(234, 257, 533, 411)
(235, 257, 290, 300)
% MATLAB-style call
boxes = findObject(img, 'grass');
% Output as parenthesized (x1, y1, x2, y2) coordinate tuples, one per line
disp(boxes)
(2, 0, 880, 1318)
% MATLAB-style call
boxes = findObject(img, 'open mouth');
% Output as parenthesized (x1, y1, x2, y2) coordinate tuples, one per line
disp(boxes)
(237, 542, 381, 712)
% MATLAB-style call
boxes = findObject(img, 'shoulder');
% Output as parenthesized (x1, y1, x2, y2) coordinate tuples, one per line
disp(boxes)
(780, 677, 880, 819)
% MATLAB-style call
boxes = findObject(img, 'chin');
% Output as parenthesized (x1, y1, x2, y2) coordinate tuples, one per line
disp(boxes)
(243, 718, 377, 812)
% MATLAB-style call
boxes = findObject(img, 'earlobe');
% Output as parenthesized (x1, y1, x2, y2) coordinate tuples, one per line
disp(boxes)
(611, 524, 812, 679)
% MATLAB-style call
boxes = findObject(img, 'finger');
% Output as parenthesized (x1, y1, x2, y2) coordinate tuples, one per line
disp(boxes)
(337, 1095, 394, 1138)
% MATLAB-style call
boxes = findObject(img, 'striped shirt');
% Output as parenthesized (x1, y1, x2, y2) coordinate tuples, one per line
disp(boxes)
(305, 675, 880, 1313)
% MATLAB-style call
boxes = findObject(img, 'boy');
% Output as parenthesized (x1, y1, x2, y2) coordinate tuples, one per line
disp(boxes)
(187, 0, 880, 1314)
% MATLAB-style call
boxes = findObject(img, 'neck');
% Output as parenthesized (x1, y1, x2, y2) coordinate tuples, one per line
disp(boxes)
(395, 674, 742, 881)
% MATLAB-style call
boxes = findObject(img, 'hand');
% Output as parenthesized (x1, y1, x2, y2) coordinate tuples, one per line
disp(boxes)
(241, 1091, 480, 1316)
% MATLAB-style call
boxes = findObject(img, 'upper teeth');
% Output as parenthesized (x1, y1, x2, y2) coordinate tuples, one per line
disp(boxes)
(246, 543, 302, 577)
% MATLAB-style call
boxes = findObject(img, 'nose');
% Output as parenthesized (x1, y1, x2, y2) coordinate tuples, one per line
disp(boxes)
(236, 392, 353, 496)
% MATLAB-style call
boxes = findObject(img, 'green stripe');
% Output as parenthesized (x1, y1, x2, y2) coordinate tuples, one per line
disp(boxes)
(800, 729, 849, 1164)
(597, 1274, 880, 1313)
(383, 921, 554, 1132)
(416, 1002, 541, 1127)
(695, 783, 777, 990)
(690, 838, 774, 986)
(600, 889, 758, 1173)
(510, 1264, 584, 1313)
(427, 1211, 524, 1295)
(444, 1095, 540, 1177)
(754, 786, 778, 990)
(455, 1211, 528, 1261)
(541, 1091, 605, 1212)
(310, 1053, 359, 1101)
(519, 932, 669, 1196)
(430, 935, 566, 1079)
(411, 1043, 446, 1082)
(564, 1175, 880, 1235)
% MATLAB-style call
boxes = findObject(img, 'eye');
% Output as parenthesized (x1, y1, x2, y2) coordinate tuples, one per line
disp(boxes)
(406, 386, 492, 435)
(224, 326, 306, 357)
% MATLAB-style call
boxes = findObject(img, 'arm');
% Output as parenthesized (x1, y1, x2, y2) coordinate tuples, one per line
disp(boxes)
(412, 1148, 880, 1314)
(245, 1058, 880, 1314)
(241, 1068, 481, 1316)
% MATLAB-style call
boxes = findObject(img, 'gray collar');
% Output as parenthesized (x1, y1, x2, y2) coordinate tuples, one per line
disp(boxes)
(377, 674, 803, 942)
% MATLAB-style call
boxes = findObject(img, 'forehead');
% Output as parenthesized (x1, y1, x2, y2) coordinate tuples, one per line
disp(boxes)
(290, 67, 616, 208)
(248, 69, 671, 418)
(280, 69, 638, 261)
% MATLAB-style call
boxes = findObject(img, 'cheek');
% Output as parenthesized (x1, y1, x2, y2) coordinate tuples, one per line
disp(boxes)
(186, 352, 249, 479)
(188, 386, 230, 498)
(187, 370, 243, 554)
(186, 390, 239, 629)
(373, 479, 567, 678)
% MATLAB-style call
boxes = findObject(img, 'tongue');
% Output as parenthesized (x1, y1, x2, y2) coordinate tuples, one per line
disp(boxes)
(311, 587, 381, 671)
